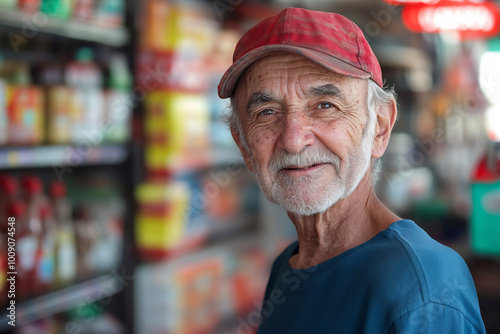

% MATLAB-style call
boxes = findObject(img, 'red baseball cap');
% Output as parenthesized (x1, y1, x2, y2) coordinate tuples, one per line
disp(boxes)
(218, 7, 383, 99)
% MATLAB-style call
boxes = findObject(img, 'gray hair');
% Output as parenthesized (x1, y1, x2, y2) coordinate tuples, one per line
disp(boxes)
(366, 80, 397, 184)
(223, 79, 397, 183)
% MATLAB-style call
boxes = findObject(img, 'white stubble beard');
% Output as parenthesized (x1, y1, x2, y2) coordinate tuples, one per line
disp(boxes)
(250, 118, 376, 216)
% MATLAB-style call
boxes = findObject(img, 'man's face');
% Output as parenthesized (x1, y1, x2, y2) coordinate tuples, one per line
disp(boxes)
(232, 54, 376, 216)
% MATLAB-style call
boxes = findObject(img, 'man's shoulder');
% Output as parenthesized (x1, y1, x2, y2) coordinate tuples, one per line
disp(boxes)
(377, 220, 470, 281)
(365, 220, 481, 326)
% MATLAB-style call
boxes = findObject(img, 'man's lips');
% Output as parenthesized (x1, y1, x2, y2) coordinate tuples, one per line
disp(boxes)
(283, 163, 322, 171)
(279, 163, 331, 176)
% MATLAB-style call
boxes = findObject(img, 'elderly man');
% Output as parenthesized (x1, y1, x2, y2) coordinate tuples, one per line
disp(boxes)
(218, 7, 485, 334)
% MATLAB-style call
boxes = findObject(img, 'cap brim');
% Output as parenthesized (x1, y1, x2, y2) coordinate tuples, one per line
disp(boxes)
(218, 45, 373, 99)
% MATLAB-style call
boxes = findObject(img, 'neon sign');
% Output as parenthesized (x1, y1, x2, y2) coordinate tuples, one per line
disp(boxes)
(402, 1, 500, 39)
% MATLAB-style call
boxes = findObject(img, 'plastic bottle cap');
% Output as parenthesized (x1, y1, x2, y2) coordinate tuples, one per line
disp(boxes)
(21, 176, 43, 194)
(7, 201, 26, 217)
(50, 181, 66, 197)
(0, 175, 18, 195)
(77, 47, 94, 62)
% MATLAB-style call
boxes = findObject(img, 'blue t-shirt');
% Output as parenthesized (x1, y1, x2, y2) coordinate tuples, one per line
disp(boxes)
(256, 220, 486, 334)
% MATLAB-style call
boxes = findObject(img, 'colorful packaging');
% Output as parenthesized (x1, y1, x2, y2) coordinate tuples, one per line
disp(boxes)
(139, 0, 172, 51)
(6, 85, 45, 145)
(135, 250, 228, 334)
(41, 0, 74, 19)
(471, 156, 500, 255)
(144, 92, 210, 175)
(73, 0, 94, 21)
(18, 0, 39, 11)
(94, 0, 124, 27)
(9, 201, 37, 300)
(50, 182, 77, 286)
(36, 205, 56, 294)
(135, 181, 192, 260)
(137, 2, 217, 92)
(65, 48, 104, 144)
(0, 80, 7, 145)
(46, 86, 73, 144)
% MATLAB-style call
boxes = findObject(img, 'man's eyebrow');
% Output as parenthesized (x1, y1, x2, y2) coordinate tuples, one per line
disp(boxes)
(309, 84, 343, 99)
(246, 92, 279, 113)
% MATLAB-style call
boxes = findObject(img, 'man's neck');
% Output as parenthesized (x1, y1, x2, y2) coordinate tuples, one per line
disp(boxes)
(287, 173, 400, 269)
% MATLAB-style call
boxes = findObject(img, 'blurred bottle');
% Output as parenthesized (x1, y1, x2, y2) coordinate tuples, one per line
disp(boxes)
(0, 79, 7, 145)
(20, 176, 46, 295)
(104, 53, 131, 143)
(18, 0, 39, 12)
(36, 205, 56, 294)
(0, 231, 7, 307)
(92, 205, 123, 272)
(0, 175, 17, 304)
(0, 174, 18, 224)
(9, 201, 36, 300)
(21, 175, 47, 217)
(73, 0, 94, 22)
(50, 182, 77, 286)
(5, 63, 45, 145)
(39, 62, 73, 144)
(65, 48, 104, 144)
(94, 0, 124, 27)
(74, 205, 98, 277)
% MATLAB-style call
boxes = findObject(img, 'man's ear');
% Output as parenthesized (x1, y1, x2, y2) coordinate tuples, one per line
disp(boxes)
(231, 127, 254, 172)
(372, 98, 397, 159)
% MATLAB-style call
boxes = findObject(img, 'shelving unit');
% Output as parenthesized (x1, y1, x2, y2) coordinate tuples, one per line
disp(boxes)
(0, 274, 120, 331)
(0, 8, 128, 46)
(0, 1, 136, 333)
(0, 145, 128, 169)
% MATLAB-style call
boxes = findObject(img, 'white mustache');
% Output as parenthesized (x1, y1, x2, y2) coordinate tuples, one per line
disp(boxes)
(269, 148, 341, 172)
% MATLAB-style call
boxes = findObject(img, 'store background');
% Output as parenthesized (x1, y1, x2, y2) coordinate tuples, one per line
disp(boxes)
(0, 0, 499, 333)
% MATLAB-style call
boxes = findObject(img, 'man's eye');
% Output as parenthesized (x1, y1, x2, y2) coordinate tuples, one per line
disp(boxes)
(258, 109, 274, 116)
(318, 102, 334, 109)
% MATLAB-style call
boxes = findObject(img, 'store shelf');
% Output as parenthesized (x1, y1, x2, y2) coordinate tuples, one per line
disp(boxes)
(0, 144, 128, 169)
(0, 274, 121, 330)
(0, 8, 128, 46)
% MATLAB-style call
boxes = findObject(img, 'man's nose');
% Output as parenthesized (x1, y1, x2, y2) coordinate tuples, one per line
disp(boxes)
(278, 112, 315, 154)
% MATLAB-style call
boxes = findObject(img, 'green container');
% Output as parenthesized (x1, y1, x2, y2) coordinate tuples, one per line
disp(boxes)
(41, 0, 74, 19)
(471, 158, 500, 255)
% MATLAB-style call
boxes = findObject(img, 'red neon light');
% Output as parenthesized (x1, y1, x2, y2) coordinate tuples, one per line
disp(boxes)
(402, 1, 500, 39)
